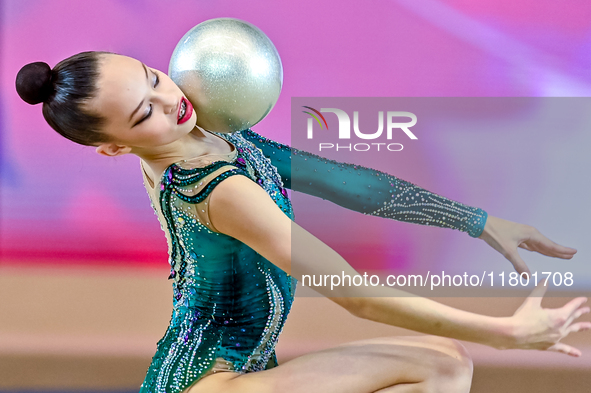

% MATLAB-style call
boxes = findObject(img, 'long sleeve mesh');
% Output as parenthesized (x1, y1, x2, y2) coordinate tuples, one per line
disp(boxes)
(241, 129, 487, 238)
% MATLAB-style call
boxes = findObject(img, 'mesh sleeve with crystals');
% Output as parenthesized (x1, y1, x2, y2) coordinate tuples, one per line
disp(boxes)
(240, 129, 488, 238)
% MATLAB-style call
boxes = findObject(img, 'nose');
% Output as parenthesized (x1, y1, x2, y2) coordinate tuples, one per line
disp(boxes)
(154, 92, 178, 115)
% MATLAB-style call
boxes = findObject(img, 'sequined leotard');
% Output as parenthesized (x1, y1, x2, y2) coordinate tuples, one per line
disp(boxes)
(139, 129, 487, 392)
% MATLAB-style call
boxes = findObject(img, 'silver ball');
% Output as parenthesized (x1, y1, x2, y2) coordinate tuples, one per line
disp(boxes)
(169, 18, 283, 133)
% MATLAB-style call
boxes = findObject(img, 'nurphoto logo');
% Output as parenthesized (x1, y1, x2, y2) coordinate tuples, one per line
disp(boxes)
(302, 106, 417, 152)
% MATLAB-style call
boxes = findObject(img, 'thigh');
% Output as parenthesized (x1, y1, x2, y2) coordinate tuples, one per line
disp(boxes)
(186, 335, 472, 393)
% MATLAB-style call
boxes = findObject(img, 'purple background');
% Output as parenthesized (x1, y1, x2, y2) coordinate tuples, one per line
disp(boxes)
(1, 0, 590, 288)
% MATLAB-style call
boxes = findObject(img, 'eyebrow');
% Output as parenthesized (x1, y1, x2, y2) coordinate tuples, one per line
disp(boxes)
(129, 63, 150, 124)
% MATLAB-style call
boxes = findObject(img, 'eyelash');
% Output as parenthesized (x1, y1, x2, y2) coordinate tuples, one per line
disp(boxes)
(143, 72, 160, 121)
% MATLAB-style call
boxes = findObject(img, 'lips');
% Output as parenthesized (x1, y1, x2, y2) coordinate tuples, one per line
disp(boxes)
(177, 97, 194, 125)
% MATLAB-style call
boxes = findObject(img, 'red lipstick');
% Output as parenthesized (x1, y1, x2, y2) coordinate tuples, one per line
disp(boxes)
(177, 97, 194, 125)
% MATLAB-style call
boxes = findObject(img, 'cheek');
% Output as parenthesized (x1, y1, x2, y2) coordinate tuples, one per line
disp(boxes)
(148, 117, 177, 141)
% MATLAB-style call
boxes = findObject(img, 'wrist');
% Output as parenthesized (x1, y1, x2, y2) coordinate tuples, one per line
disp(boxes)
(487, 316, 517, 350)
(478, 214, 494, 240)
(467, 209, 488, 238)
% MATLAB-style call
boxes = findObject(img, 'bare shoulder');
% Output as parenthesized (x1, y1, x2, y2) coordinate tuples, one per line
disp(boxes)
(208, 174, 293, 274)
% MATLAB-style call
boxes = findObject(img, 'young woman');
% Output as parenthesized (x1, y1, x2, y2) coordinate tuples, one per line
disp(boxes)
(16, 51, 589, 393)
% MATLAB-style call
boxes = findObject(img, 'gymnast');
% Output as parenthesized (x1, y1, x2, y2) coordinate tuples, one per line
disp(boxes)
(16, 51, 590, 393)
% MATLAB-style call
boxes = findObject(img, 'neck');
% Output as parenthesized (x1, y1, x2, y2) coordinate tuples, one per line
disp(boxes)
(136, 127, 210, 183)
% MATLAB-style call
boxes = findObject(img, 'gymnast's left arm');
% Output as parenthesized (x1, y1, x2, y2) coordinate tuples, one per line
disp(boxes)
(241, 129, 577, 274)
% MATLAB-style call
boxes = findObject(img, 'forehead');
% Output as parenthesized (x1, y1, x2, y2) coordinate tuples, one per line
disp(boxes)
(92, 54, 147, 122)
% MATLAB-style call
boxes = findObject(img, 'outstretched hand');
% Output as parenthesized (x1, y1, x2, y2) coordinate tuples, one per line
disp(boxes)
(478, 216, 577, 275)
(510, 280, 591, 357)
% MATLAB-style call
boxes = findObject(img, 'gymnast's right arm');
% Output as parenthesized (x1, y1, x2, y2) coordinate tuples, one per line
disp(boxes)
(209, 174, 591, 357)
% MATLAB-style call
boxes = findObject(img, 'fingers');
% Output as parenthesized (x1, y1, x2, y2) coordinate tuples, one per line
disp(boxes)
(566, 321, 591, 335)
(520, 230, 577, 259)
(506, 250, 531, 276)
(547, 343, 582, 357)
(525, 280, 549, 306)
(563, 298, 590, 327)
(557, 300, 590, 343)
(567, 305, 590, 325)
(562, 297, 589, 317)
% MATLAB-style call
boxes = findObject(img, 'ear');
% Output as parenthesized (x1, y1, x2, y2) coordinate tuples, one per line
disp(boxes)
(95, 143, 132, 157)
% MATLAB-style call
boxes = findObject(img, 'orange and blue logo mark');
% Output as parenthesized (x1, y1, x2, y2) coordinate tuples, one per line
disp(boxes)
(302, 106, 328, 129)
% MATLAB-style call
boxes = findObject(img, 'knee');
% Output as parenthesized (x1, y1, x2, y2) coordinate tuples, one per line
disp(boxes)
(439, 340, 473, 381)
(439, 337, 472, 368)
(424, 338, 473, 393)
(418, 336, 471, 360)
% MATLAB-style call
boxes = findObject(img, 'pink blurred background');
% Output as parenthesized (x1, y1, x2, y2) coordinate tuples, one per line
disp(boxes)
(2, 0, 590, 282)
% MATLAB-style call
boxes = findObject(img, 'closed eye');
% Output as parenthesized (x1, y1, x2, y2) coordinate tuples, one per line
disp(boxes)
(152, 71, 160, 88)
(134, 104, 153, 127)
(133, 71, 159, 127)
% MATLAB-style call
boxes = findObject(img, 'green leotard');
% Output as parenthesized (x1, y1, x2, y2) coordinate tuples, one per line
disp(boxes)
(139, 129, 487, 392)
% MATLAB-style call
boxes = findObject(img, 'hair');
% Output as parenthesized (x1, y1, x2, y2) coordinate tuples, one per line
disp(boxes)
(15, 51, 112, 146)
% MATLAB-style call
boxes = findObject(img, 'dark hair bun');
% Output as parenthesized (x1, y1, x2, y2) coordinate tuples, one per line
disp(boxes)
(16, 62, 54, 105)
